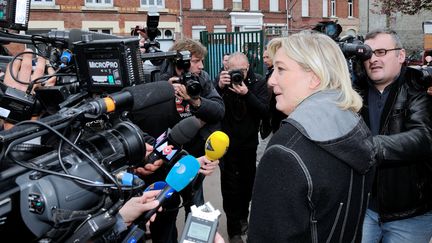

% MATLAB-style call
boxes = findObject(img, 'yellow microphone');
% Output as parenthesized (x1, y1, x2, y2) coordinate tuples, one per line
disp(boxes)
(205, 131, 230, 161)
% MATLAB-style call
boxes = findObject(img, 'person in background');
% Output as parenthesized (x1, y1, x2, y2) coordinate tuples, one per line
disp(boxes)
(358, 29, 432, 243)
(248, 31, 375, 242)
(259, 49, 286, 139)
(216, 52, 269, 243)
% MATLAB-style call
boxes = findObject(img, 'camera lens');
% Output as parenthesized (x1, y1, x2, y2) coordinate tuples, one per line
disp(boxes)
(229, 69, 244, 85)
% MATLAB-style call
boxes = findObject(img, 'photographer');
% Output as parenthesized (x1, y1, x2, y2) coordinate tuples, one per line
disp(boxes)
(215, 52, 269, 242)
(137, 38, 224, 243)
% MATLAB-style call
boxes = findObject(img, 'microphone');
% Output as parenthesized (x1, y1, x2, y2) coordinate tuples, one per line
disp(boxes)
(192, 131, 230, 191)
(0, 81, 175, 144)
(73, 81, 174, 116)
(115, 171, 144, 187)
(121, 155, 200, 243)
(145, 116, 203, 165)
(43, 29, 123, 48)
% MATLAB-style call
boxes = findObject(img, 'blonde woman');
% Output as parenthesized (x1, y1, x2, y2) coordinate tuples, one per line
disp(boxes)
(248, 30, 375, 242)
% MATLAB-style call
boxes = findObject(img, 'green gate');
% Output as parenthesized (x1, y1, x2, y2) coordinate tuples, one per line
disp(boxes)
(200, 30, 264, 80)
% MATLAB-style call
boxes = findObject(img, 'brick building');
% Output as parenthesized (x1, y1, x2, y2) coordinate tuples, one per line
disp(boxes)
(24, 0, 359, 46)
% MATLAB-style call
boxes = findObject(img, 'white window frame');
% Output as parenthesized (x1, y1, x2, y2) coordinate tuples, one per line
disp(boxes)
(348, 0, 353, 18)
(31, 0, 55, 6)
(233, 0, 242, 10)
(192, 26, 206, 40)
(85, 0, 113, 8)
(322, 0, 328, 17)
(140, 0, 165, 9)
(270, 0, 278, 12)
(212, 0, 223, 10)
(191, 0, 203, 9)
(89, 28, 112, 34)
(250, 0, 258, 11)
(301, 0, 309, 17)
(330, 0, 336, 17)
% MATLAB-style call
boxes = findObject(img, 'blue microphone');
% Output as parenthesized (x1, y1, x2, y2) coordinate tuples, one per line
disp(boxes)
(121, 155, 200, 243)
(141, 155, 200, 222)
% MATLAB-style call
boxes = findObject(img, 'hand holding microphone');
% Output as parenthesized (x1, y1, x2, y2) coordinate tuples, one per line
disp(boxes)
(192, 131, 229, 190)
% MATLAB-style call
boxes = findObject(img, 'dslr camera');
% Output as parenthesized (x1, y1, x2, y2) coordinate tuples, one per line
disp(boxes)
(174, 51, 202, 98)
(229, 69, 244, 85)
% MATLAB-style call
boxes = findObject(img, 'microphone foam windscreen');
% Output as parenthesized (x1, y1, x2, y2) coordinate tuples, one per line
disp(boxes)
(169, 116, 202, 145)
(166, 155, 200, 192)
(124, 81, 175, 111)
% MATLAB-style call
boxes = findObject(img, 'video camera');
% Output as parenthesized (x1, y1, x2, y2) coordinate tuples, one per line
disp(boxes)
(313, 21, 372, 82)
(313, 21, 372, 61)
(0, 2, 191, 241)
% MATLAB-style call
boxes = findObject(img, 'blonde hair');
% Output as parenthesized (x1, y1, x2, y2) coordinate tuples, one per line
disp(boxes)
(267, 30, 363, 112)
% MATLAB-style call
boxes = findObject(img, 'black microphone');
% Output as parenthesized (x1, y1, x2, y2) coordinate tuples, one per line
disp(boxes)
(74, 81, 174, 116)
(146, 116, 203, 165)
(44, 29, 124, 48)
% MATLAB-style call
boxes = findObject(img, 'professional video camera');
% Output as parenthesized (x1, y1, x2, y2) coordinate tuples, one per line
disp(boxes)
(313, 21, 372, 61)
(313, 20, 372, 82)
(0, 79, 177, 242)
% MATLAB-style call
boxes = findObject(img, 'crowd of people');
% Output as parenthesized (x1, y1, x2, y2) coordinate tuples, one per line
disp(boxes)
(0, 25, 431, 243)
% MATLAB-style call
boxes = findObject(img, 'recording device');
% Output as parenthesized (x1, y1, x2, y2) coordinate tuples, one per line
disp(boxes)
(229, 69, 244, 85)
(146, 116, 203, 165)
(121, 155, 200, 243)
(174, 50, 202, 98)
(313, 21, 372, 61)
(179, 202, 221, 243)
(0, 0, 30, 30)
(0, 81, 37, 123)
(74, 37, 145, 94)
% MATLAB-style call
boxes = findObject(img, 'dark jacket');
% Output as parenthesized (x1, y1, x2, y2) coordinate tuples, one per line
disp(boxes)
(357, 66, 432, 222)
(215, 69, 269, 148)
(248, 90, 375, 242)
(158, 60, 225, 153)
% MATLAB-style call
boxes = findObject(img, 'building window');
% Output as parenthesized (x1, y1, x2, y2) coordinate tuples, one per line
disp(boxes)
(213, 0, 223, 10)
(330, 0, 336, 17)
(348, 0, 353, 18)
(85, 0, 113, 7)
(265, 25, 283, 36)
(250, 0, 258, 11)
(191, 0, 203, 9)
(89, 28, 112, 34)
(270, 0, 278, 12)
(31, 0, 54, 5)
(141, 0, 164, 8)
(301, 0, 309, 17)
(322, 0, 328, 17)
(233, 0, 242, 10)
(192, 26, 206, 40)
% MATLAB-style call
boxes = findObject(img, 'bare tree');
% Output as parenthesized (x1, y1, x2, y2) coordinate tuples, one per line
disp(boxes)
(372, 0, 432, 27)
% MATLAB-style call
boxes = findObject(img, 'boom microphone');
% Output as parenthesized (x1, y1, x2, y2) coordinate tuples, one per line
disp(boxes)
(146, 116, 203, 165)
(0, 81, 175, 144)
(78, 81, 174, 116)
(43, 29, 124, 48)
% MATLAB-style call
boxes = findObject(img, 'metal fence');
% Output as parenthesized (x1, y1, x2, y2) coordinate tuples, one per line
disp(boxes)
(200, 30, 264, 80)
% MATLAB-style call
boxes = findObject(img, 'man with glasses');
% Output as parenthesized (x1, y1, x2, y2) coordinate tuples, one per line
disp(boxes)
(358, 29, 432, 243)
(215, 52, 269, 243)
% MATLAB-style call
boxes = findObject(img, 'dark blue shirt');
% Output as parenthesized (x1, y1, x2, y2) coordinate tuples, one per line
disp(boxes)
(368, 85, 391, 136)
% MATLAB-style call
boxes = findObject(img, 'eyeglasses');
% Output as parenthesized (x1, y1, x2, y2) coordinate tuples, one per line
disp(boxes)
(371, 48, 402, 57)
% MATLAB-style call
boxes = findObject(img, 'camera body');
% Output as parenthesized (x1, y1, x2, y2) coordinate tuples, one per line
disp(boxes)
(174, 51, 202, 98)
(229, 69, 244, 85)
